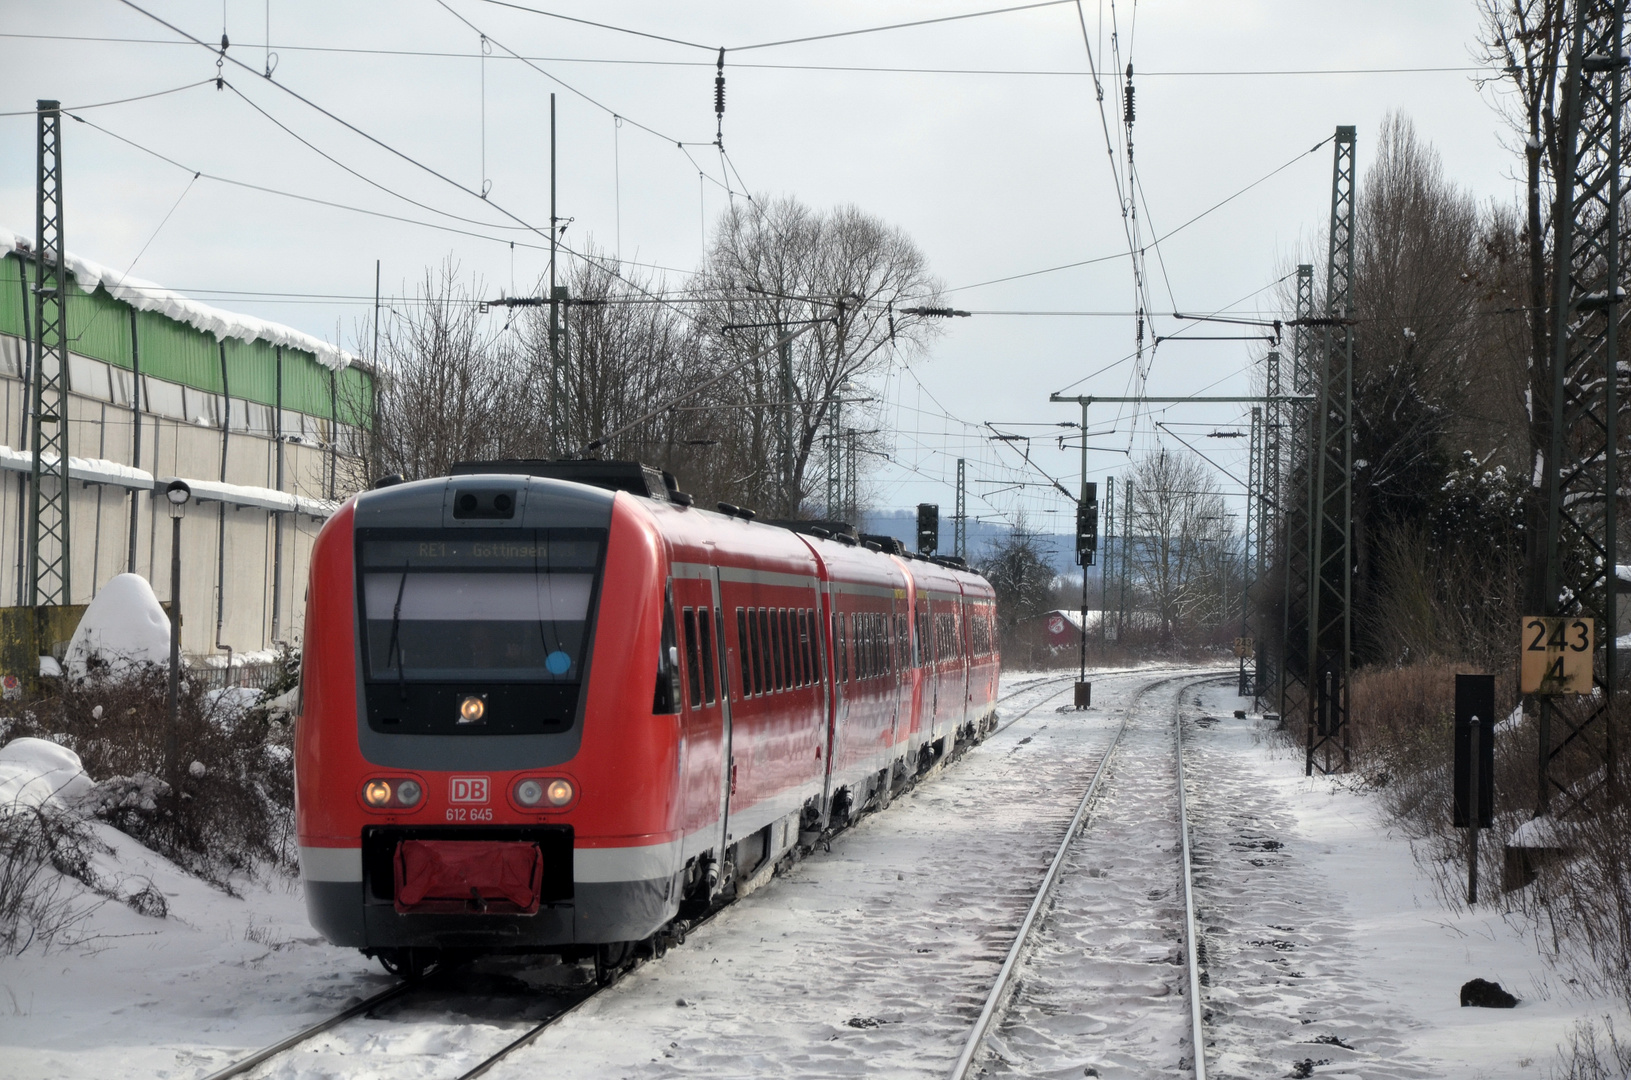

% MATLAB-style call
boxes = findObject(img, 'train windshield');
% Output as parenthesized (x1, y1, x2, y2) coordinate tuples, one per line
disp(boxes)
(358, 530, 605, 683)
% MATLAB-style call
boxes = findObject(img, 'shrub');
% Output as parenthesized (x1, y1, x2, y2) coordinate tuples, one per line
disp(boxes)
(0, 656, 298, 889)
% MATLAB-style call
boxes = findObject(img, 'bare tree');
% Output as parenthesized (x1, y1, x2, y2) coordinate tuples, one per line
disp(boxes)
(368, 261, 530, 481)
(699, 197, 945, 518)
(1127, 450, 1227, 642)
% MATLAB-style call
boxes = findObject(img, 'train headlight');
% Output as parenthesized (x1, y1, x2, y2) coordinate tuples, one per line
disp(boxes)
(514, 778, 544, 806)
(362, 778, 423, 810)
(459, 695, 487, 723)
(545, 778, 575, 807)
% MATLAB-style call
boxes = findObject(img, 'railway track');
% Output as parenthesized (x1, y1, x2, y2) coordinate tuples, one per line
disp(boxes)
(196, 671, 1116, 1080)
(947, 671, 1232, 1080)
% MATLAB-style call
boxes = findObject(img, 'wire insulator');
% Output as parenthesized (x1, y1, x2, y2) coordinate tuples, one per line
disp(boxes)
(1123, 84, 1134, 126)
(715, 47, 726, 118)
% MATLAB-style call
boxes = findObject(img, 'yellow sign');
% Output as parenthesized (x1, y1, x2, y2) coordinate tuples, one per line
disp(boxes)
(1232, 636, 1254, 659)
(1520, 616, 1594, 695)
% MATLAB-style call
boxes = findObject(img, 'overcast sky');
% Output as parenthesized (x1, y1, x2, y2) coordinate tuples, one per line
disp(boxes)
(0, 0, 1523, 539)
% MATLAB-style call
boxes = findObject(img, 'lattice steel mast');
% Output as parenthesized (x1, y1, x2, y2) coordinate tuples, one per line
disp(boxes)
(1306, 127, 1357, 776)
(1537, 0, 1627, 814)
(1255, 349, 1282, 709)
(1242, 404, 1263, 695)
(29, 100, 70, 608)
(1279, 265, 1316, 721)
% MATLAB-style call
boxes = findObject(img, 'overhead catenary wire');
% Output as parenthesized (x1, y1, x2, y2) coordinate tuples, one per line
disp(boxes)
(945, 133, 1332, 295)
(0, 78, 217, 116)
(0, 35, 1500, 79)
(114, 0, 716, 328)
(67, 113, 704, 282)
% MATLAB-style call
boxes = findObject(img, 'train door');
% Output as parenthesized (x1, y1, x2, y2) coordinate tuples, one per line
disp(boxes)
(819, 583, 839, 816)
(708, 568, 734, 882)
(952, 600, 965, 727)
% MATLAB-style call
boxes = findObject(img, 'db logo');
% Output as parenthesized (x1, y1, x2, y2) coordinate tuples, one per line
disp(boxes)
(449, 777, 489, 804)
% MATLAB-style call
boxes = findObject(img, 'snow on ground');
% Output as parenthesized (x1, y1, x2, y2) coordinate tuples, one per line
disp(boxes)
(1182, 682, 1615, 1079)
(486, 670, 1193, 1080)
(0, 666, 1615, 1079)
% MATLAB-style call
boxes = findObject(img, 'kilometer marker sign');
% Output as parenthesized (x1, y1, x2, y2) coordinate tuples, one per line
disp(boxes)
(1520, 616, 1594, 694)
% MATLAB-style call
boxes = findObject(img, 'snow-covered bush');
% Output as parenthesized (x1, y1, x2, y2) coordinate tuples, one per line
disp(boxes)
(4, 658, 298, 887)
(0, 804, 104, 955)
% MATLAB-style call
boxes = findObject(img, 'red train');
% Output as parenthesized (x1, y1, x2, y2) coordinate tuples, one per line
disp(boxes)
(294, 461, 999, 973)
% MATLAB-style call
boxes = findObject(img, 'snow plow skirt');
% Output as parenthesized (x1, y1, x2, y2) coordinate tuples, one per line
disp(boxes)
(393, 839, 543, 915)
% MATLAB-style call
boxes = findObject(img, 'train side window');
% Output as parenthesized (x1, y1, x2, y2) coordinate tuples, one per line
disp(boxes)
(769, 609, 783, 691)
(762, 608, 777, 692)
(854, 614, 864, 680)
(746, 608, 762, 696)
(783, 609, 796, 687)
(839, 613, 850, 683)
(795, 610, 808, 686)
(863, 614, 873, 679)
(760, 606, 774, 693)
(737, 608, 753, 697)
(654, 583, 681, 715)
(865, 613, 874, 679)
(757, 608, 772, 692)
(784, 609, 798, 687)
(782, 608, 795, 688)
(780, 608, 794, 688)
(682, 609, 703, 709)
(781, 609, 796, 687)
(755, 607, 770, 694)
(699, 608, 717, 704)
(790, 610, 803, 687)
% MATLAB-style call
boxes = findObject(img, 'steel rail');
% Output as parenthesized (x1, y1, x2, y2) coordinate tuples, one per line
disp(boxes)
(946, 683, 1148, 1079)
(196, 980, 418, 1080)
(947, 670, 1226, 1080)
(1176, 683, 1222, 1080)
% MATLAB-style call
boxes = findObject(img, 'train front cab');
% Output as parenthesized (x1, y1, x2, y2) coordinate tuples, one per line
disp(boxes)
(297, 475, 701, 956)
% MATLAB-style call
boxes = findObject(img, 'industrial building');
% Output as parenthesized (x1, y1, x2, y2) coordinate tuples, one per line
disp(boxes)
(0, 230, 375, 668)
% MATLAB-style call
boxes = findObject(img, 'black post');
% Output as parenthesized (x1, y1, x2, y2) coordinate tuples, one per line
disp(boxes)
(163, 480, 190, 794)
(1454, 673, 1495, 903)
(166, 510, 181, 793)
(1468, 715, 1481, 905)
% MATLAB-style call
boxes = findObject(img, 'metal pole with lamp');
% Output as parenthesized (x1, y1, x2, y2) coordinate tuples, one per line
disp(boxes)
(164, 479, 189, 795)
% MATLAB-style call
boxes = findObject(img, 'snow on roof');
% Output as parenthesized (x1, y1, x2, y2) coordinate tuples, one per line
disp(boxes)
(1, 227, 354, 372)
(0, 445, 338, 518)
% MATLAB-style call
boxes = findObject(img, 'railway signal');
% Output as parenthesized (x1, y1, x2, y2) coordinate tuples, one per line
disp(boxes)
(1075, 482, 1098, 567)
(917, 503, 939, 555)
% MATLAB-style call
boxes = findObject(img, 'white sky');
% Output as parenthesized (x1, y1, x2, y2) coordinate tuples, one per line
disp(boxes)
(0, 0, 1524, 537)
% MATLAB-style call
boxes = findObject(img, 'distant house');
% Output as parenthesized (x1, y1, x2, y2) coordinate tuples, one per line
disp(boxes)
(1041, 609, 1098, 648)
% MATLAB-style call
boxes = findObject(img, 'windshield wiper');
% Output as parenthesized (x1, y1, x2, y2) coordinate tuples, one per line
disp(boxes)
(385, 562, 409, 700)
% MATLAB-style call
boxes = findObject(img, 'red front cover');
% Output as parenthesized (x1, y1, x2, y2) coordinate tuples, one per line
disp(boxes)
(393, 840, 543, 915)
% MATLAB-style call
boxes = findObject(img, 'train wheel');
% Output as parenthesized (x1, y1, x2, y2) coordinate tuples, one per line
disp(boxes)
(375, 947, 440, 981)
(595, 941, 635, 985)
